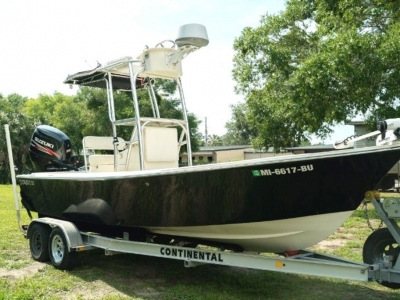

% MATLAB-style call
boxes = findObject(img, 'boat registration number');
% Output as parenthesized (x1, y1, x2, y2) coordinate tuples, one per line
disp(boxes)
(252, 164, 314, 177)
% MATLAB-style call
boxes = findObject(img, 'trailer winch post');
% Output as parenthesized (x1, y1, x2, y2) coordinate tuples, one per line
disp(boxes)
(4, 124, 24, 233)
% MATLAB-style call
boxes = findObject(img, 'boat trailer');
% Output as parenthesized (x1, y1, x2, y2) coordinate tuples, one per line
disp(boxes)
(4, 123, 400, 288)
(20, 195, 400, 289)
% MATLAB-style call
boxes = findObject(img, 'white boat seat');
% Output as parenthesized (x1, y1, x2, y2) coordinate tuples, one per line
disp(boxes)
(88, 155, 116, 172)
(89, 155, 114, 165)
(82, 136, 125, 172)
(83, 136, 125, 151)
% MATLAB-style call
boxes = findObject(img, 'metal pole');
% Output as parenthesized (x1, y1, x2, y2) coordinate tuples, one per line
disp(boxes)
(148, 80, 160, 118)
(106, 74, 119, 171)
(106, 73, 117, 132)
(128, 63, 145, 170)
(176, 78, 192, 166)
(147, 86, 157, 118)
(4, 124, 24, 233)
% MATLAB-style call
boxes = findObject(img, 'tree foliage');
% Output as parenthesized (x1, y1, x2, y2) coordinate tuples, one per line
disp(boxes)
(223, 102, 254, 145)
(233, 0, 400, 148)
(0, 94, 35, 182)
(207, 134, 223, 146)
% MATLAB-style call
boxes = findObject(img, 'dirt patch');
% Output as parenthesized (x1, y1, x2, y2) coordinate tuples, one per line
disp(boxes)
(0, 261, 46, 281)
(312, 239, 347, 251)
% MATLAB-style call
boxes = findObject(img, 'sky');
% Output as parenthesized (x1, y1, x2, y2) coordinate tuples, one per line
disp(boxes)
(0, 0, 354, 144)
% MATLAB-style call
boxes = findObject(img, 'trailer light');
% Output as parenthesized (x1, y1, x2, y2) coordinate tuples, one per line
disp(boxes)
(276, 261, 285, 268)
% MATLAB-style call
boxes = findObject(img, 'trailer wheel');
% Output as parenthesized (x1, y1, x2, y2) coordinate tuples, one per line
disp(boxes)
(29, 223, 50, 262)
(49, 227, 76, 270)
(363, 228, 400, 289)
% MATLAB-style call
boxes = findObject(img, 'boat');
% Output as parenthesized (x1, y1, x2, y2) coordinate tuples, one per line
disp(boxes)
(16, 24, 400, 253)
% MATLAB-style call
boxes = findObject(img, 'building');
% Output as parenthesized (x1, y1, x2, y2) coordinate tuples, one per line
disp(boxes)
(180, 145, 291, 165)
(180, 145, 249, 165)
(285, 144, 334, 154)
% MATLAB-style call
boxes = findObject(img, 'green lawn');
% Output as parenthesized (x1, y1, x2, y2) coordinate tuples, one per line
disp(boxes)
(1, 184, 400, 299)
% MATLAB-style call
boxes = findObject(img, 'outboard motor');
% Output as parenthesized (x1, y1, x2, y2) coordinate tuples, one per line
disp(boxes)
(29, 125, 76, 172)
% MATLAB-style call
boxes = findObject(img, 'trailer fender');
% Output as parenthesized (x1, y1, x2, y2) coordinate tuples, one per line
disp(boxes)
(28, 218, 83, 251)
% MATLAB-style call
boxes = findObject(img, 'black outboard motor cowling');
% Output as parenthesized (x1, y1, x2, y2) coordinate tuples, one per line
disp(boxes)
(29, 125, 75, 172)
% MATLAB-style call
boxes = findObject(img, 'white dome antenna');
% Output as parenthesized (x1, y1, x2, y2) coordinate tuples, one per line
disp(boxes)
(168, 24, 209, 65)
(175, 24, 209, 48)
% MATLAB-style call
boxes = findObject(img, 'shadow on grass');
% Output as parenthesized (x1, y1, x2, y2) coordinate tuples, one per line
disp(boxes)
(67, 250, 400, 300)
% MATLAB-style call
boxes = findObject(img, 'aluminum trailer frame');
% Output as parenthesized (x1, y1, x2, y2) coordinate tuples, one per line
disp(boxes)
(27, 217, 370, 282)
(25, 208, 400, 286)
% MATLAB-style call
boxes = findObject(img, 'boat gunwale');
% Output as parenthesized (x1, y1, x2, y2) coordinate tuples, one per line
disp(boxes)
(16, 144, 400, 181)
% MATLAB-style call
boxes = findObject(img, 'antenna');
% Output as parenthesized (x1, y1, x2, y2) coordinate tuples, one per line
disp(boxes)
(169, 24, 209, 65)
(175, 24, 209, 48)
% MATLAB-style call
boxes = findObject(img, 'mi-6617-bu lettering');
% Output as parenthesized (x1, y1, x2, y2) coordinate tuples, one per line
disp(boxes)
(160, 247, 223, 262)
(252, 164, 314, 177)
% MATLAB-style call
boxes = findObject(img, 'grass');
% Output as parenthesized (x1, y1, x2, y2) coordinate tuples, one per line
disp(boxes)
(1, 184, 400, 299)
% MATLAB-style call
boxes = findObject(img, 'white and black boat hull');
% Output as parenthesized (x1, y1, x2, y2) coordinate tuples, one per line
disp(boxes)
(18, 145, 400, 253)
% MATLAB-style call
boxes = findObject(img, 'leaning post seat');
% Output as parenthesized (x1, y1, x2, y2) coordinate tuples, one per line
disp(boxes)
(141, 126, 179, 170)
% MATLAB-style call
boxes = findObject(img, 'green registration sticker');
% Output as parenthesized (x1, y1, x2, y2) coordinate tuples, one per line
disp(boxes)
(252, 170, 261, 177)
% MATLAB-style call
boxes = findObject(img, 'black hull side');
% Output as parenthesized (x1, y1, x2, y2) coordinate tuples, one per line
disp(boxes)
(18, 147, 400, 229)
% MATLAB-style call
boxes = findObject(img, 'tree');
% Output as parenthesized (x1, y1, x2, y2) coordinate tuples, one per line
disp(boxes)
(74, 87, 129, 138)
(24, 93, 59, 126)
(50, 96, 88, 155)
(233, 0, 400, 149)
(207, 134, 223, 146)
(0, 94, 35, 182)
(223, 102, 254, 145)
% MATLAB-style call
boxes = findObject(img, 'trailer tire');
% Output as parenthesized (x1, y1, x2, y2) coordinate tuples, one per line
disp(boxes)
(29, 223, 50, 262)
(49, 227, 76, 270)
(363, 228, 400, 289)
